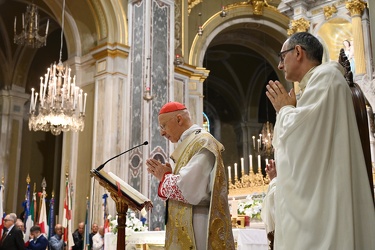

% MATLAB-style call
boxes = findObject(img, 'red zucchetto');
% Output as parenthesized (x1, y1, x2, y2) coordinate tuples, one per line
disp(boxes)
(159, 102, 187, 115)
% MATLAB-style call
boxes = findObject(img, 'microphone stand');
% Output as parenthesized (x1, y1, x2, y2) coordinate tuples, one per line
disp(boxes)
(95, 141, 148, 171)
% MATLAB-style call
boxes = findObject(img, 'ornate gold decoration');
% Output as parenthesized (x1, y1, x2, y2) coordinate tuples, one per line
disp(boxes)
(228, 169, 270, 196)
(345, 0, 367, 17)
(188, 0, 203, 15)
(287, 18, 311, 36)
(324, 4, 338, 19)
(250, 0, 271, 15)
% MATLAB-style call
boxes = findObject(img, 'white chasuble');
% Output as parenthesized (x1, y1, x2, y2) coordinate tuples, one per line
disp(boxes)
(273, 62, 375, 250)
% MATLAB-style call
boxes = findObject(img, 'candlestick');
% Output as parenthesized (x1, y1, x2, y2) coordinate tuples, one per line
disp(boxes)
(240, 158, 244, 174)
(249, 155, 253, 172)
(258, 155, 261, 173)
(232, 198, 238, 218)
(228, 166, 231, 182)
(234, 163, 238, 179)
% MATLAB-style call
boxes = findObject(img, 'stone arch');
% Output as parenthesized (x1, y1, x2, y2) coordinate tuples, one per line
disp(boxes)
(189, 6, 290, 122)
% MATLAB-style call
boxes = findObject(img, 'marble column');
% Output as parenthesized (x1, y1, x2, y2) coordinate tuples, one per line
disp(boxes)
(0, 87, 29, 212)
(87, 43, 131, 226)
(346, 0, 367, 75)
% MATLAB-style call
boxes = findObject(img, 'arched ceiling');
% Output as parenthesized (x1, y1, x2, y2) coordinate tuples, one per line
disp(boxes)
(0, 0, 99, 91)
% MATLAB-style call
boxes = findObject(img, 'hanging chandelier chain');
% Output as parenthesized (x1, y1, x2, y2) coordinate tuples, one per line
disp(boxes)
(59, 0, 66, 64)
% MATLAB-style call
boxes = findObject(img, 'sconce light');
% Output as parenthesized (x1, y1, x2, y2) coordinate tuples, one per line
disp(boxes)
(174, 54, 184, 66)
(220, 6, 227, 17)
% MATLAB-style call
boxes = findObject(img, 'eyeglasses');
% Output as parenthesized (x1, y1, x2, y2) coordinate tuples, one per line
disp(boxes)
(278, 47, 295, 63)
(159, 116, 176, 131)
(278, 46, 306, 63)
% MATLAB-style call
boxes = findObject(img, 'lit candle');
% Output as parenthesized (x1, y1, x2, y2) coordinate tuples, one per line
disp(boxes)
(79, 92, 82, 112)
(14, 17, 16, 33)
(45, 19, 49, 35)
(83, 93, 87, 114)
(34, 93, 38, 111)
(232, 198, 238, 218)
(228, 166, 231, 182)
(35, 14, 37, 29)
(258, 155, 261, 173)
(265, 158, 268, 166)
(240, 158, 244, 173)
(22, 14, 24, 29)
(257, 139, 260, 152)
(30, 88, 34, 113)
(252, 136, 255, 149)
(234, 163, 238, 179)
(40, 77, 43, 99)
(249, 155, 253, 172)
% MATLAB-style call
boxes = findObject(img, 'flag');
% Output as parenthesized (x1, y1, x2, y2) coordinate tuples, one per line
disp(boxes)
(84, 198, 90, 250)
(63, 178, 74, 249)
(0, 184, 4, 240)
(48, 194, 55, 239)
(38, 191, 49, 238)
(24, 181, 33, 242)
(102, 194, 109, 233)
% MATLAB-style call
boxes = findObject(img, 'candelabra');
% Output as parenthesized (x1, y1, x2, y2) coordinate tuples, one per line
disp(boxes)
(228, 158, 270, 196)
(14, 2, 49, 48)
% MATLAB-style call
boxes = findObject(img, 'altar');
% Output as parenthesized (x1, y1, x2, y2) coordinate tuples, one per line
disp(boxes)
(104, 222, 268, 250)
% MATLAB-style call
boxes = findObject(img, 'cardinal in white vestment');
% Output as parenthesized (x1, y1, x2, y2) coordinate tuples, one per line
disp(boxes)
(146, 102, 234, 250)
(266, 32, 375, 250)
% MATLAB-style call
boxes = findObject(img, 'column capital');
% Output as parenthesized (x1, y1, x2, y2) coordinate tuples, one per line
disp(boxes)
(287, 18, 310, 36)
(346, 0, 367, 17)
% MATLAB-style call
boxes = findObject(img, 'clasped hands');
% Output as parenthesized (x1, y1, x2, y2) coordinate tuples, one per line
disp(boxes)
(266, 80, 296, 112)
(146, 158, 172, 181)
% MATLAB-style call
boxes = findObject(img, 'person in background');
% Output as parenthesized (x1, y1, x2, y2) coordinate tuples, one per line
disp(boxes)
(0, 213, 24, 250)
(88, 223, 98, 250)
(26, 225, 49, 250)
(266, 31, 375, 249)
(92, 226, 104, 250)
(49, 224, 65, 250)
(146, 102, 234, 250)
(15, 219, 25, 241)
(72, 222, 84, 250)
(260, 160, 277, 250)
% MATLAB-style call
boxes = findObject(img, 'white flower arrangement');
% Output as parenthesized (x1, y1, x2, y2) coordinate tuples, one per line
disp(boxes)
(107, 208, 148, 236)
(237, 194, 263, 220)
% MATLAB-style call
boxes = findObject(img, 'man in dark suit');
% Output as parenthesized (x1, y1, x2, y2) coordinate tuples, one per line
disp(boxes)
(0, 213, 25, 250)
(26, 225, 48, 250)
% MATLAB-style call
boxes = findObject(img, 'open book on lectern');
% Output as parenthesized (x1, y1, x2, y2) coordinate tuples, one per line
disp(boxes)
(91, 169, 153, 211)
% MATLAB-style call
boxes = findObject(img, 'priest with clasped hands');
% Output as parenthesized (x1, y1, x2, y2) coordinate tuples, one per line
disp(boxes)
(146, 101, 234, 250)
(266, 32, 375, 249)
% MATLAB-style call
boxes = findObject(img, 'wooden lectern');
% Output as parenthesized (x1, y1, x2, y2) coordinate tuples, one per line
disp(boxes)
(90, 169, 153, 250)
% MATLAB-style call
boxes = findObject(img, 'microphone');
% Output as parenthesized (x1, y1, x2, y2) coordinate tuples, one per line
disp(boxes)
(95, 141, 148, 171)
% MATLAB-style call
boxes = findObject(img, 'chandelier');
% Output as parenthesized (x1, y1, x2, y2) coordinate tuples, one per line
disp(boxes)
(14, 2, 49, 48)
(252, 121, 274, 159)
(28, 0, 87, 136)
